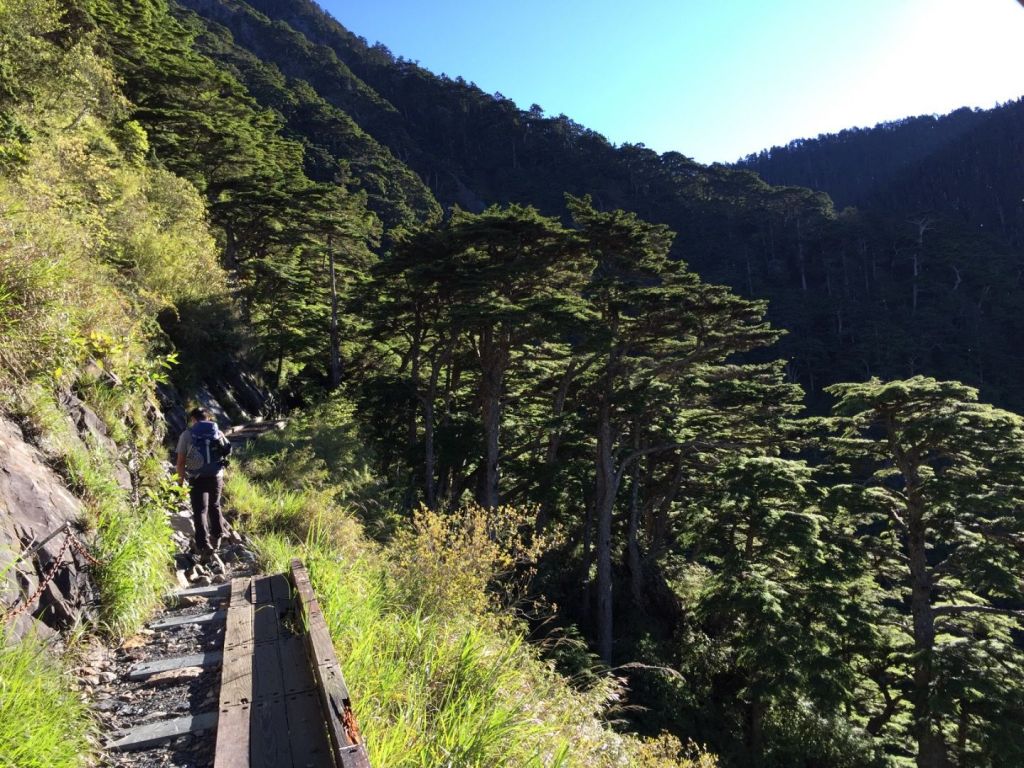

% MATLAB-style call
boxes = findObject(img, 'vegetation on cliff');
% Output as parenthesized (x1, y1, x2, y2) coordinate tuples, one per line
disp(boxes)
(227, 403, 717, 767)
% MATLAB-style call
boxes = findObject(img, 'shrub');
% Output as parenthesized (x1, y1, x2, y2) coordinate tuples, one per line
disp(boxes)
(390, 503, 546, 619)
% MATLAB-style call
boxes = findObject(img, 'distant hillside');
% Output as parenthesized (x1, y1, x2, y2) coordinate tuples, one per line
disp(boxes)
(736, 100, 1024, 248)
(172, 0, 1024, 412)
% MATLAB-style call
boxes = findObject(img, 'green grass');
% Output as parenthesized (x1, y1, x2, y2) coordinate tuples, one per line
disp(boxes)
(93, 487, 175, 637)
(232, 462, 700, 765)
(224, 470, 323, 538)
(0, 631, 95, 768)
(19, 383, 175, 638)
(257, 532, 626, 767)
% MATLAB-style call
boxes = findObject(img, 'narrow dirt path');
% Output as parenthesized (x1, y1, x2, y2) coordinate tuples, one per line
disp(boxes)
(84, 419, 281, 766)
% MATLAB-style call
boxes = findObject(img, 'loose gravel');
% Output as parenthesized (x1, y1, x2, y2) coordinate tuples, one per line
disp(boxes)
(85, 524, 258, 767)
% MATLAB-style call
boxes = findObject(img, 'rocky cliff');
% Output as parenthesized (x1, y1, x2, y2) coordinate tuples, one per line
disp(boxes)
(1, 372, 271, 642)
(1, 416, 98, 640)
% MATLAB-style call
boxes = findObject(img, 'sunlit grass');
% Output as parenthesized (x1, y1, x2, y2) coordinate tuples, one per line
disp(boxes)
(226, 399, 717, 767)
(257, 533, 603, 767)
(245, 507, 669, 766)
(0, 631, 95, 768)
(93, 493, 174, 638)
(20, 384, 174, 638)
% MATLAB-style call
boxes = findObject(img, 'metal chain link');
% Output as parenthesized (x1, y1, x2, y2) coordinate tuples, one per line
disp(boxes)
(1, 532, 72, 625)
(1, 529, 105, 626)
(67, 534, 103, 568)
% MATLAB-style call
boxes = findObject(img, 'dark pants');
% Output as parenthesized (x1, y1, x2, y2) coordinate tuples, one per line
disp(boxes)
(189, 474, 225, 553)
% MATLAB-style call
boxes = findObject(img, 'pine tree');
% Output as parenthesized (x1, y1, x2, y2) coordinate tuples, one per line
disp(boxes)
(369, 204, 590, 508)
(568, 195, 793, 663)
(826, 376, 1024, 768)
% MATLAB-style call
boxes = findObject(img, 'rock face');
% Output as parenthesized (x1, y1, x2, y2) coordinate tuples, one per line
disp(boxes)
(156, 383, 188, 440)
(0, 418, 95, 641)
(1, 365, 270, 642)
(157, 367, 271, 445)
(59, 391, 133, 491)
(195, 385, 232, 429)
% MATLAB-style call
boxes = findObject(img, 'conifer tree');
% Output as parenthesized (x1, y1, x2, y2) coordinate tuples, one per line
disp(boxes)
(368, 205, 590, 508)
(693, 457, 872, 764)
(826, 376, 1024, 768)
(568, 195, 792, 663)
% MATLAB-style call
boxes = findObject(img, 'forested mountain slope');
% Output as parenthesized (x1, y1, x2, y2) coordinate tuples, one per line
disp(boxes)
(0, 4, 690, 766)
(737, 100, 1024, 248)
(176, 0, 1024, 412)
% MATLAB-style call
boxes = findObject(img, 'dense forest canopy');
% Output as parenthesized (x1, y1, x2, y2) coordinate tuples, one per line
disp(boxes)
(736, 101, 1024, 248)
(3, 0, 1024, 766)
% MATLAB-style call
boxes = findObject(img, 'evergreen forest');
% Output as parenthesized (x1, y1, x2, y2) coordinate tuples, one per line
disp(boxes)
(2, 1, 1024, 767)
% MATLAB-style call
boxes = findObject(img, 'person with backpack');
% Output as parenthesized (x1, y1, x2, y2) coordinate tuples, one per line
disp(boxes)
(175, 407, 232, 561)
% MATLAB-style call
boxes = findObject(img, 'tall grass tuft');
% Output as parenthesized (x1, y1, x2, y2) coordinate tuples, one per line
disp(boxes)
(19, 384, 175, 638)
(0, 631, 95, 767)
(93, 485, 175, 637)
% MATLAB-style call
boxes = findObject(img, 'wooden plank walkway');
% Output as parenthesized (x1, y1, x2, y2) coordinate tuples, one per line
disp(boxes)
(107, 561, 370, 767)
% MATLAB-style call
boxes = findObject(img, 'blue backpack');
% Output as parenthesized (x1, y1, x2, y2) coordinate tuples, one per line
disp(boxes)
(185, 421, 232, 478)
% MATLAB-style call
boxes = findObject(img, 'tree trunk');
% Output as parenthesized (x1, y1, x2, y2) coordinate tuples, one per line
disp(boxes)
(867, 693, 901, 736)
(796, 218, 808, 293)
(905, 482, 948, 768)
(581, 496, 593, 624)
(422, 383, 437, 508)
(407, 308, 423, 472)
(477, 325, 507, 508)
(595, 389, 616, 665)
(626, 425, 644, 609)
(537, 358, 580, 531)
(747, 695, 766, 765)
(423, 334, 456, 509)
(327, 235, 342, 390)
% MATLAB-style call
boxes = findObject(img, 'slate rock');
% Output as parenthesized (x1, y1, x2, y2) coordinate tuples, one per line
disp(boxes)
(0, 418, 90, 639)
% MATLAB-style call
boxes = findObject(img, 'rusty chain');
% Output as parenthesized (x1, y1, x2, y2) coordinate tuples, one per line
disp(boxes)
(67, 533, 104, 568)
(1, 529, 104, 626)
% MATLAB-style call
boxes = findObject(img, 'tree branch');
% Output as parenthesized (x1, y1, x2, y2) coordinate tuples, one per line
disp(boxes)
(933, 605, 1024, 619)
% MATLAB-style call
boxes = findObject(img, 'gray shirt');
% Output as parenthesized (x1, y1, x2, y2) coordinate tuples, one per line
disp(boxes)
(177, 422, 225, 477)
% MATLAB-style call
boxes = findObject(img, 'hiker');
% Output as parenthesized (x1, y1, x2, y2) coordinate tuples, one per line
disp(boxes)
(175, 407, 232, 561)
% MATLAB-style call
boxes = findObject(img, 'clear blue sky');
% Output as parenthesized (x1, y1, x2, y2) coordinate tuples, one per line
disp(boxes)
(317, 0, 1024, 164)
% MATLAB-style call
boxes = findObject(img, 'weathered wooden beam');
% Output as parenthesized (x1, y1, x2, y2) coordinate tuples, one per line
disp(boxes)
(290, 559, 370, 767)
(214, 577, 254, 768)
(338, 744, 372, 768)
(128, 651, 222, 681)
(106, 712, 218, 752)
